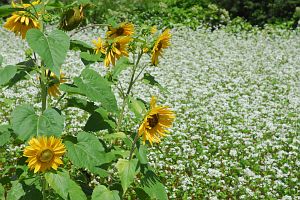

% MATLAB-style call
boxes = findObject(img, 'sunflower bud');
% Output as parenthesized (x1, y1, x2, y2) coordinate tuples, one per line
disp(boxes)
(59, 5, 84, 31)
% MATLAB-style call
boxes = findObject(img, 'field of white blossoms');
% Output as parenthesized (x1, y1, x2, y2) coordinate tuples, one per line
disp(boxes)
(1, 26, 299, 199)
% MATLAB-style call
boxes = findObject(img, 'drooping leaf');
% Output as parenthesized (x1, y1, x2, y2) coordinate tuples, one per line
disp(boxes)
(6, 60, 35, 88)
(11, 105, 64, 141)
(127, 96, 146, 120)
(59, 83, 83, 95)
(74, 68, 118, 113)
(112, 57, 132, 80)
(80, 52, 102, 66)
(7, 181, 25, 200)
(26, 29, 70, 77)
(84, 113, 115, 132)
(45, 170, 87, 200)
(115, 158, 139, 193)
(0, 125, 11, 146)
(136, 144, 148, 164)
(65, 132, 114, 177)
(70, 40, 93, 52)
(0, 65, 17, 86)
(141, 170, 167, 200)
(66, 97, 98, 113)
(91, 185, 120, 200)
(0, 5, 24, 17)
(142, 73, 169, 93)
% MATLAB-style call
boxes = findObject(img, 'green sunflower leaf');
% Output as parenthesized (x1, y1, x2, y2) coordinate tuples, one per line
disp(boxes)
(74, 68, 118, 113)
(0, 5, 24, 17)
(80, 52, 102, 66)
(45, 170, 87, 200)
(83, 108, 116, 132)
(0, 124, 11, 146)
(91, 185, 120, 200)
(112, 57, 132, 80)
(141, 170, 168, 200)
(11, 105, 64, 141)
(115, 158, 139, 193)
(127, 96, 147, 120)
(65, 132, 115, 177)
(26, 29, 70, 77)
(0, 65, 17, 86)
(70, 40, 93, 52)
(142, 73, 169, 94)
(7, 181, 25, 200)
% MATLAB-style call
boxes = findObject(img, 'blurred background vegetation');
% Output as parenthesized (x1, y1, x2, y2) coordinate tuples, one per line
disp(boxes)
(1, 0, 300, 30)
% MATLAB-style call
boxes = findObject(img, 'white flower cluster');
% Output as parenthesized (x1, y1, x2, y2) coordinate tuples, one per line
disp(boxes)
(0, 26, 299, 199)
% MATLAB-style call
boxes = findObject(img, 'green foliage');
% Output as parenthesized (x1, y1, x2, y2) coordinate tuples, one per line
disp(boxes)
(65, 132, 113, 177)
(26, 29, 70, 77)
(6, 181, 25, 200)
(11, 104, 64, 141)
(213, 0, 299, 26)
(115, 158, 139, 193)
(0, 65, 17, 86)
(45, 170, 87, 200)
(0, 125, 11, 146)
(73, 68, 118, 113)
(91, 185, 120, 200)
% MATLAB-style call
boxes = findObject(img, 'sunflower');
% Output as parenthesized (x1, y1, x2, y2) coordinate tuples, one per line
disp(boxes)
(104, 36, 132, 67)
(92, 37, 106, 55)
(12, 0, 41, 8)
(45, 70, 67, 97)
(3, 11, 40, 39)
(106, 22, 134, 39)
(150, 25, 157, 35)
(138, 96, 175, 145)
(23, 136, 66, 173)
(151, 29, 171, 66)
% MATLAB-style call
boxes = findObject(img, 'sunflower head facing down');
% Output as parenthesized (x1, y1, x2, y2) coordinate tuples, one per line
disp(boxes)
(104, 36, 132, 67)
(23, 136, 66, 173)
(45, 69, 67, 97)
(4, 11, 40, 39)
(106, 22, 134, 39)
(92, 37, 106, 55)
(151, 29, 171, 66)
(138, 96, 175, 145)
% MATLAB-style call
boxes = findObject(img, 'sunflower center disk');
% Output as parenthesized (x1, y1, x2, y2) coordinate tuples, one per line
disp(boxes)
(116, 27, 124, 36)
(148, 114, 159, 128)
(157, 41, 163, 50)
(39, 149, 54, 163)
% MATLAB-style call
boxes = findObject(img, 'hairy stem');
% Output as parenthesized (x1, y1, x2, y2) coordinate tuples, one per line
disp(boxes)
(128, 132, 139, 160)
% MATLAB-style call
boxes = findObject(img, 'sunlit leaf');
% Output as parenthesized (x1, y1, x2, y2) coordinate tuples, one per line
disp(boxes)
(0, 65, 17, 86)
(70, 40, 93, 52)
(141, 170, 167, 200)
(26, 29, 70, 77)
(65, 132, 114, 177)
(7, 181, 25, 200)
(91, 185, 120, 200)
(112, 57, 132, 79)
(11, 105, 64, 141)
(115, 158, 139, 193)
(74, 68, 118, 113)
(127, 96, 147, 120)
(80, 52, 102, 65)
(0, 5, 24, 17)
(0, 125, 11, 146)
(45, 170, 87, 200)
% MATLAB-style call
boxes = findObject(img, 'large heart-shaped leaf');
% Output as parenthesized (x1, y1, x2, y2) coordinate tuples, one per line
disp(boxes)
(65, 132, 115, 177)
(115, 159, 139, 193)
(0, 65, 17, 86)
(141, 170, 168, 200)
(26, 29, 70, 77)
(91, 185, 120, 200)
(11, 104, 64, 141)
(74, 68, 118, 113)
(45, 170, 87, 200)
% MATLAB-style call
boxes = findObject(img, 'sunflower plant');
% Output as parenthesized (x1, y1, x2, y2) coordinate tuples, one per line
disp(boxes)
(0, 0, 174, 199)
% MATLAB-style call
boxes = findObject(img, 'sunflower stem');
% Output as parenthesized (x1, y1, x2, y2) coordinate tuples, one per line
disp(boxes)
(40, 65, 48, 112)
(41, 174, 47, 200)
(116, 50, 143, 132)
(128, 132, 139, 160)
